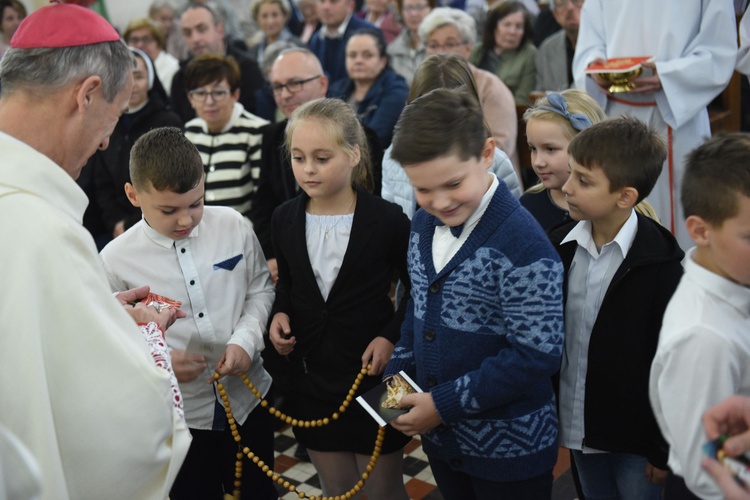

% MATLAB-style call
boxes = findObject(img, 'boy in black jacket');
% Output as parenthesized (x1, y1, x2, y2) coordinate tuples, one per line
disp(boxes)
(549, 116, 684, 500)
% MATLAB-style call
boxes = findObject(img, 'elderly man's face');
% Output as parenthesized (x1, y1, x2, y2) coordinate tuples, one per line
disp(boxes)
(269, 52, 328, 118)
(69, 72, 133, 179)
(552, 0, 582, 35)
(181, 7, 224, 56)
(425, 24, 471, 60)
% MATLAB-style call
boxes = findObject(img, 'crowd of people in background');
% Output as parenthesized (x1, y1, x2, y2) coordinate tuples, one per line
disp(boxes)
(1, 1, 750, 499)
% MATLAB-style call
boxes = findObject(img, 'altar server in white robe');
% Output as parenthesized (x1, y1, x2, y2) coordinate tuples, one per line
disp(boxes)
(0, 3, 191, 499)
(573, 0, 737, 250)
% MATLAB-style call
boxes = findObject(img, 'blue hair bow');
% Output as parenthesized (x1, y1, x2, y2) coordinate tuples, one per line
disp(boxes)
(536, 93, 592, 131)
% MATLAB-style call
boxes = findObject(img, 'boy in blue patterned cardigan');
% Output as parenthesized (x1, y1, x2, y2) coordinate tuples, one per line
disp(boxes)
(383, 88, 565, 499)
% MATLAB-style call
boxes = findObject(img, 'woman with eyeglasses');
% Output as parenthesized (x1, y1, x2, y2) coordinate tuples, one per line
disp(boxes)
(123, 17, 180, 96)
(328, 28, 408, 149)
(386, 0, 436, 85)
(82, 47, 182, 247)
(183, 54, 269, 221)
(418, 7, 520, 180)
(470, 1, 536, 105)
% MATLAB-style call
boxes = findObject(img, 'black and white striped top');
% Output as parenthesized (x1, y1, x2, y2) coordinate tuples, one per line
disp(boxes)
(185, 103, 269, 219)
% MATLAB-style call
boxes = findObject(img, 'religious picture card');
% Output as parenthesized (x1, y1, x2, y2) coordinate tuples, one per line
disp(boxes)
(357, 371, 422, 426)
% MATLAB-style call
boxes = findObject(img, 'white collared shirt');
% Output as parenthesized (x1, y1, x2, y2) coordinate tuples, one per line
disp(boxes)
(559, 209, 638, 451)
(321, 13, 352, 39)
(432, 174, 498, 273)
(100, 206, 275, 429)
(650, 247, 750, 499)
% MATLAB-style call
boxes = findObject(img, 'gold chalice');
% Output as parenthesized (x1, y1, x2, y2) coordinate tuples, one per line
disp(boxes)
(598, 68, 643, 93)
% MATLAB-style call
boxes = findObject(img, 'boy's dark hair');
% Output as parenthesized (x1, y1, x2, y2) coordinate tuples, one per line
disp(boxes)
(682, 133, 750, 226)
(568, 115, 665, 203)
(391, 88, 486, 166)
(184, 54, 241, 92)
(130, 127, 204, 193)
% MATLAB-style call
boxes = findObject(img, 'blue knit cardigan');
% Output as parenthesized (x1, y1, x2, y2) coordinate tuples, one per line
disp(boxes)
(385, 183, 564, 482)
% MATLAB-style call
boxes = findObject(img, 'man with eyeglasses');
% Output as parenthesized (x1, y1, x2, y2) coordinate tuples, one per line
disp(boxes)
(183, 54, 269, 223)
(535, 0, 582, 92)
(170, 2, 264, 123)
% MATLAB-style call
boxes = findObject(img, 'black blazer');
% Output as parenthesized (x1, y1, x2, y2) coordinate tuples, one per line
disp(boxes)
(268, 186, 410, 399)
(251, 120, 384, 259)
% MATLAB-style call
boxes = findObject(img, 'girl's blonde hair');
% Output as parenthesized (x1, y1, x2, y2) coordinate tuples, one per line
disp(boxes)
(523, 89, 606, 141)
(285, 98, 374, 192)
(523, 89, 606, 194)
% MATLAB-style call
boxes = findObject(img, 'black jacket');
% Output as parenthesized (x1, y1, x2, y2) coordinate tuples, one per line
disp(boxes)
(268, 187, 410, 398)
(549, 213, 684, 469)
(250, 120, 384, 259)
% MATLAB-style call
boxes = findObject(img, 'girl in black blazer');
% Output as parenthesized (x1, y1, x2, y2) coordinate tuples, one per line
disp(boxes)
(268, 98, 411, 500)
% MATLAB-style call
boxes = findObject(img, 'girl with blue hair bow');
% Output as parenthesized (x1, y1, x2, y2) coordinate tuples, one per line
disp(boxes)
(520, 89, 659, 231)
(520, 89, 606, 231)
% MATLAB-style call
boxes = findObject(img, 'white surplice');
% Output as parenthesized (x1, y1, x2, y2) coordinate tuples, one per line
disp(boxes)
(0, 132, 191, 499)
(573, 0, 738, 250)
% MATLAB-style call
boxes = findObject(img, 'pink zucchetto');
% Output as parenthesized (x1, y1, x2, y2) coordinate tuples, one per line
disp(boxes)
(10, 1, 120, 49)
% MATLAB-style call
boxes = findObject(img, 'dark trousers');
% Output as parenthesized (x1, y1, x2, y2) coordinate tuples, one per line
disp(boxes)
(170, 402, 277, 500)
(428, 456, 553, 500)
(664, 472, 702, 500)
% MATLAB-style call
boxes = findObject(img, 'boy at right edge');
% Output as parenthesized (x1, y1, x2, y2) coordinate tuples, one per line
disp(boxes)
(650, 133, 750, 500)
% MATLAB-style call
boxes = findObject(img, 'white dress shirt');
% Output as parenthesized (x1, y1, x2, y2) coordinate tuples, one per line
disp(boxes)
(433, 174, 498, 273)
(650, 247, 750, 499)
(100, 206, 275, 430)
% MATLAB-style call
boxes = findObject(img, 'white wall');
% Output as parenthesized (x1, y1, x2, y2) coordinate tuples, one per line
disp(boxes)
(105, 0, 163, 32)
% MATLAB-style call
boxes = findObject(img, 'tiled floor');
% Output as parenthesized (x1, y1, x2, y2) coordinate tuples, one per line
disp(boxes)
(270, 426, 578, 500)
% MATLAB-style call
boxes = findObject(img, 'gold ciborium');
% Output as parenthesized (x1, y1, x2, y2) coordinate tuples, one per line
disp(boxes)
(598, 68, 643, 93)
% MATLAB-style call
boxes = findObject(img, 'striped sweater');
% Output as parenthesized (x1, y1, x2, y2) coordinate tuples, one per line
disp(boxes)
(185, 103, 268, 219)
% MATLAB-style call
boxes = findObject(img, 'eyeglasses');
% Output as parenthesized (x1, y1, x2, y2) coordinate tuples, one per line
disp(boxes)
(426, 40, 467, 52)
(403, 4, 429, 13)
(553, 0, 584, 8)
(127, 35, 156, 45)
(271, 75, 322, 95)
(188, 88, 231, 102)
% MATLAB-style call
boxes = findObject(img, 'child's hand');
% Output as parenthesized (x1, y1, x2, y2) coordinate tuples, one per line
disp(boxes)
(361, 336, 394, 375)
(170, 349, 207, 383)
(214, 344, 252, 379)
(646, 463, 667, 485)
(390, 392, 442, 436)
(269, 312, 295, 355)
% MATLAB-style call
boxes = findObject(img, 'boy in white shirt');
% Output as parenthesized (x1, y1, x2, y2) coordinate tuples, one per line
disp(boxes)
(99, 127, 277, 500)
(650, 133, 750, 500)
